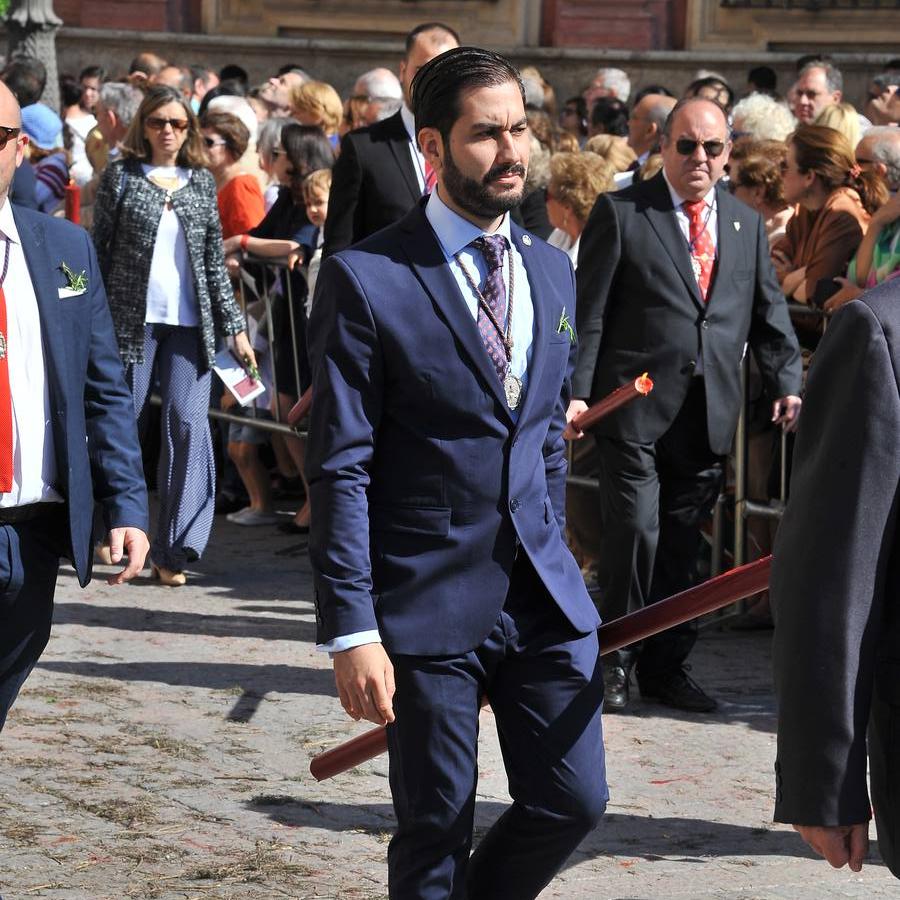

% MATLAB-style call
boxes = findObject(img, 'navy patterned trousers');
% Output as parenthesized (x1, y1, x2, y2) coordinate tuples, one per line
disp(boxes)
(127, 324, 215, 571)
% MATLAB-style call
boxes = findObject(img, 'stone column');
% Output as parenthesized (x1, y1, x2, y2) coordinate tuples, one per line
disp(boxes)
(5, 0, 63, 110)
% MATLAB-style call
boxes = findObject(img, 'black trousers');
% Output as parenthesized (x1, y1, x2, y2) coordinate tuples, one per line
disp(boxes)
(594, 379, 724, 679)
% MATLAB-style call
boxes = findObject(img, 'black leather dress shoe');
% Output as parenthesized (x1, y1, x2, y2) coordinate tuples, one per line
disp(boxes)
(603, 663, 630, 712)
(639, 667, 718, 713)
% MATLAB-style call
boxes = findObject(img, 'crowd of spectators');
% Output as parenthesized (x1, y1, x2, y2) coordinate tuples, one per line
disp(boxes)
(0, 37, 898, 588)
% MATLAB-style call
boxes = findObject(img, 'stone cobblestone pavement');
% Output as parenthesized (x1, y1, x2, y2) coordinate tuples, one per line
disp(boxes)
(0, 514, 896, 899)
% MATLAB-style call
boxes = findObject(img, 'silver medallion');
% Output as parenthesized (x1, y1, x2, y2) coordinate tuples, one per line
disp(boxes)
(0, 330, 6, 361)
(504, 373, 523, 410)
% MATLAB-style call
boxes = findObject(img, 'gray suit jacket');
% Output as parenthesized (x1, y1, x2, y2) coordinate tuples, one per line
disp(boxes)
(772, 282, 900, 876)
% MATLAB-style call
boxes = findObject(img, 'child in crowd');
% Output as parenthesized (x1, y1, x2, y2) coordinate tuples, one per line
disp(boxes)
(293, 168, 331, 315)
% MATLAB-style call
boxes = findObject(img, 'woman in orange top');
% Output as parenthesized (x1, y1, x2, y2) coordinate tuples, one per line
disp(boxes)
(200, 110, 265, 239)
(771, 124, 887, 306)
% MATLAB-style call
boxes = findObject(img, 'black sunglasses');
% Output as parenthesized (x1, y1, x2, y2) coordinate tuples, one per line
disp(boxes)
(0, 125, 22, 151)
(675, 138, 726, 158)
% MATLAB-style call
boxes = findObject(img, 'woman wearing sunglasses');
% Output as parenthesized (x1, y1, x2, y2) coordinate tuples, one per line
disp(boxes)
(771, 124, 887, 310)
(92, 85, 256, 586)
(199, 109, 265, 239)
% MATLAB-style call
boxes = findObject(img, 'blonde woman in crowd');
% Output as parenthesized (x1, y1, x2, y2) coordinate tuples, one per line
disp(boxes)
(290, 81, 343, 150)
(815, 101, 862, 153)
(583, 133, 637, 174)
(546, 151, 615, 266)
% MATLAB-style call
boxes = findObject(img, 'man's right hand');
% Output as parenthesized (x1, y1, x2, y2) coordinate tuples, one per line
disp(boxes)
(333, 643, 396, 726)
(794, 823, 869, 872)
(563, 399, 589, 441)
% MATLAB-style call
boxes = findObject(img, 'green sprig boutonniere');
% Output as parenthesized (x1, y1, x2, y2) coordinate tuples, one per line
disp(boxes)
(60, 260, 88, 292)
(557, 307, 576, 343)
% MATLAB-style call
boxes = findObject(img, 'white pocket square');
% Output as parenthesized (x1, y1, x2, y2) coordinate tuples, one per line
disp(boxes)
(58, 287, 86, 298)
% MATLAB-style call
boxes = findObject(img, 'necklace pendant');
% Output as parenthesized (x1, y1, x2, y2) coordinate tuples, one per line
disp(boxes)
(504, 372, 523, 410)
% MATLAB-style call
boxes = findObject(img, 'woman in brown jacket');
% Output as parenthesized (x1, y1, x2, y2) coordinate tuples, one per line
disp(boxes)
(771, 124, 887, 306)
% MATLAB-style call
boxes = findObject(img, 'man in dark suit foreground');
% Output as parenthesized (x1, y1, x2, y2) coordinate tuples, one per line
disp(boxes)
(0, 81, 149, 731)
(772, 282, 900, 877)
(569, 97, 801, 712)
(308, 47, 607, 899)
(323, 22, 459, 256)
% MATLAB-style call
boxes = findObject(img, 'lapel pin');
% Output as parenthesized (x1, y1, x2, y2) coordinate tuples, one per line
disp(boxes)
(522, 234, 532, 246)
(733, 221, 741, 232)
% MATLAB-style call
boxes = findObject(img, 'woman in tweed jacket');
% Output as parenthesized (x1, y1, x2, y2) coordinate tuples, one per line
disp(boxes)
(93, 85, 256, 586)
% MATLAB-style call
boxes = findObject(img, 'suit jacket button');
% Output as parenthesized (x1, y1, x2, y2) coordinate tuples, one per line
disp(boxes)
(510, 499, 520, 513)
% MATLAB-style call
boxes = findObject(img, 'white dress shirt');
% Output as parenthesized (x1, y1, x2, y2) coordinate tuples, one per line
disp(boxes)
(318, 187, 537, 654)
(399, 103, 427, 195)
(0, 200, 62, 508)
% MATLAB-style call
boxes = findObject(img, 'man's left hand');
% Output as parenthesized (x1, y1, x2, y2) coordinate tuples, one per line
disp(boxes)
(794, 823, 869, 872)
(772, 395, 802, 432)
(105, 527, 150, 586)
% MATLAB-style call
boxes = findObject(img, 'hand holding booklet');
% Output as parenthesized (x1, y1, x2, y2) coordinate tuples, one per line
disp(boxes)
(213, 348, 266, 406)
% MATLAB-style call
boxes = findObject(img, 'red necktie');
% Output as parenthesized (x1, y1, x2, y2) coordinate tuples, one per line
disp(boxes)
(0, 282, 12, 492)
(683, 199, 715, 301)
(423, 160, 437, 195)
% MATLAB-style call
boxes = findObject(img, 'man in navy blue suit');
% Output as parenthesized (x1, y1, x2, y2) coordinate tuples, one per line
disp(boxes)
(0, 81, 149, 732)
(307, 48, 607, 899)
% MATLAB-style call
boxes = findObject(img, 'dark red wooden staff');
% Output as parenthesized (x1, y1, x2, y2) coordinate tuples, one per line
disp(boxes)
(571, 372, 653, 432)
(287, 387, 313, 427)
(309, 556, 771, 781)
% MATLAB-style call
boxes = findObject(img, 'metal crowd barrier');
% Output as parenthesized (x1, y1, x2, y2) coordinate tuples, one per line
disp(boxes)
(209, 261, 832, 591)
(205, 253, 309, 438)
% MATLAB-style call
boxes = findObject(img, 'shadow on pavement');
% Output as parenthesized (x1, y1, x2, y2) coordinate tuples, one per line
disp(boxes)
(35, 659, 337, 700)
(246, 797, 884, 870)
(52, 601, 315, 642)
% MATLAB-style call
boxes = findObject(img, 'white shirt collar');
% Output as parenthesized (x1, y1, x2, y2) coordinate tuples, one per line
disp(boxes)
(0, 197, 22, 245)
(662, 168, 717, 212)
(400, 103, 416, 145)
(425, 186, 512, 260)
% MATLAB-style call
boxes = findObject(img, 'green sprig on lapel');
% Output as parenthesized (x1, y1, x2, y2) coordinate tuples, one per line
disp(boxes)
(60, 260, 88, 292)
(557, 306, 576, 343)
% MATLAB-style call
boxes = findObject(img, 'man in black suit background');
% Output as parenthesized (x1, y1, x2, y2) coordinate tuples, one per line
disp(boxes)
(323, 22, 459, 257)
(772, 282, 900, 877)
(568, 97, 802, 713)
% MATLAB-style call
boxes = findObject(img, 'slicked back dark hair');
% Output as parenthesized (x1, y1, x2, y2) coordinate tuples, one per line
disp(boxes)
(405, 22, 460, 56)
(412, 46, 524, 144)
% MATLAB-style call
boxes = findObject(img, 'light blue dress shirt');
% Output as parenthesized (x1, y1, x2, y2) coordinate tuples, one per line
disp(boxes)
(318, 187, 537, 655)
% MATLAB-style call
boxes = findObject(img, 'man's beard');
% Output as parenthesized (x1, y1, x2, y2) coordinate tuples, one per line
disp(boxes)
(442, 145, 527, 219)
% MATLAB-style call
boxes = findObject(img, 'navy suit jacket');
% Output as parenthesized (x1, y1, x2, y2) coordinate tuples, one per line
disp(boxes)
(12, 205, 148, 586)
(307, 202, 599, 656)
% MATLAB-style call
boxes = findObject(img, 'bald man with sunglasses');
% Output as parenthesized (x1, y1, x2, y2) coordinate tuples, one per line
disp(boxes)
(569, 97, 801, 713)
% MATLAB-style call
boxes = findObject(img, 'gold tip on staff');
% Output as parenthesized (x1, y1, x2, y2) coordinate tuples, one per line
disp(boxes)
(571, 372, 654, 433)
(308, 555, 771, 782)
